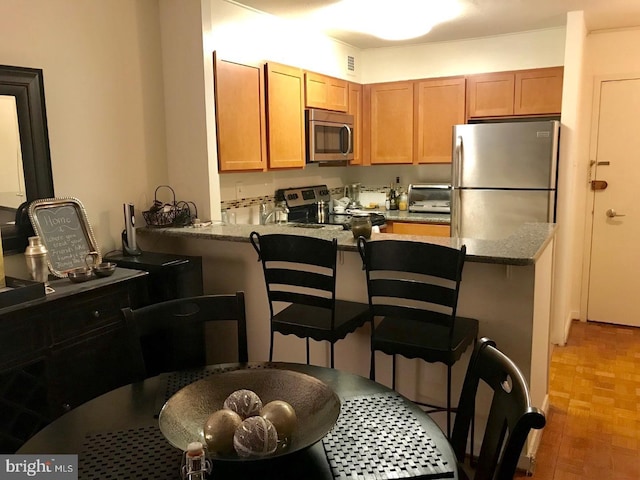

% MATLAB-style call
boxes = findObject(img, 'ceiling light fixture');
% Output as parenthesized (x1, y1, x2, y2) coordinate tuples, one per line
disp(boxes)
(319, 0, 465, 41)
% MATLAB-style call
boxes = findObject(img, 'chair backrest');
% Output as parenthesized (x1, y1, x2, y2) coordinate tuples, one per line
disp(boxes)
(357, 238, 466, 338)
(450, 337, 546, 480)
(250, 231, 338, 316)
(122, 293, 248, 380)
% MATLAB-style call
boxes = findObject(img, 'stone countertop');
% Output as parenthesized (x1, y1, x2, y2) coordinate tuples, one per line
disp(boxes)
(381, 211, 450, 224)
(139, 222, 556, 266)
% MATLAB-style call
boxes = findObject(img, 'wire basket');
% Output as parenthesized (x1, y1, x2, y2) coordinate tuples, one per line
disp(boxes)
(142, 185, 191, 228)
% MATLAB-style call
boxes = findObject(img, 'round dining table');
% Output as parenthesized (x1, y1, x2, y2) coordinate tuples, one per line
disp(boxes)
(18, 362, 459, 480)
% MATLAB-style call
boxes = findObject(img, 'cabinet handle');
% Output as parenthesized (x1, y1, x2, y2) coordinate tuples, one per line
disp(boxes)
(62, 403, 71, 412)
(92, 310, 100, 318)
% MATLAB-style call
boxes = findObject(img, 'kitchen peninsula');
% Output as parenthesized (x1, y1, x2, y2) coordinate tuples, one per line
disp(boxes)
(137, 222, 555, 464)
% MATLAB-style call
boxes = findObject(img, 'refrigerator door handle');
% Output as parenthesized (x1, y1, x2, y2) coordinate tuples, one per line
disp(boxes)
(452, 189, 461, 237)
(453, 136, 463, 187)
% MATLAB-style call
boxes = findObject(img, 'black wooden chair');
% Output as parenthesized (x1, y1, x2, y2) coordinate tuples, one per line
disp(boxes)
(121, 292, 248, 380)
(450, 337, 546, 480)
(250, 232, 369, 368)
(357, 237, 478, 438)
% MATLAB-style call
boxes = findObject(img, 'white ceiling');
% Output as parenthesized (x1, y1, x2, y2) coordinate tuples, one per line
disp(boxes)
(229, 0, 640, 49)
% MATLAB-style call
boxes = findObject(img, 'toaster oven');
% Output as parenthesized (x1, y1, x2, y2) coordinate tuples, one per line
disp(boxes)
(407, 184, 451, 213)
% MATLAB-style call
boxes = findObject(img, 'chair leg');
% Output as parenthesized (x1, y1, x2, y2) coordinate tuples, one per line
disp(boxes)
(392, 355, 397, 391)
(330, 343, 335, 369)
(306, 338, 310, 365)
(269, 329, 274, 362)
(370, 348, 376, 380)
(447, 365, 452, 439)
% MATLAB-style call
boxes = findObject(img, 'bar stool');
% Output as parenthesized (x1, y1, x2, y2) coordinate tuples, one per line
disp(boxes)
(358, 237, 478, 438)
(250, 232, 369, 368)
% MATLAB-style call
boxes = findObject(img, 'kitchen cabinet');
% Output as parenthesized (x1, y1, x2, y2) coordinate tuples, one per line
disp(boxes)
(348, 82, 363, 165)
(385, 221, 451, 237)
(514, 67, 564, 115)
(305, 71, 348, 112)
(365, 81, 414, 164)
(467, 67, 563, 118)
(265, 62, 306, 169)
(213, 54, 267, 172)
(415, 77, 466, 164)
(0, 268, 147, 453)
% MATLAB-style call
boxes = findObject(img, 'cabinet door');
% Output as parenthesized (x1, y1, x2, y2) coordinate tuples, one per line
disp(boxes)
(514, 67, 564, 115)
(415, 77, 465, 164)
(387, 222, 451, 237)
(348, 82, 363, 165)
(467, 72, 515, 118)
(367, 81, 414, 164)
(213, 53, 266, 172)
(305, 71, 348, 112)
(265, 62, 306, 169)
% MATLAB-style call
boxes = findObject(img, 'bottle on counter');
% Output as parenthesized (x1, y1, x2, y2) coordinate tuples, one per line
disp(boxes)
(388, 180, 398, 210)
(398, 188, 408, 211)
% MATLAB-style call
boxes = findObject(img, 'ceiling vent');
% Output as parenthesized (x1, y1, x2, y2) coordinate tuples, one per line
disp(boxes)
(347, 56, 355, 72)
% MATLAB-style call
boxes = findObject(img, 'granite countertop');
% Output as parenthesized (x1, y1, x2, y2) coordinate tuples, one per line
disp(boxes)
(382, 211, 450, 224)
(139, 222, 557, 266)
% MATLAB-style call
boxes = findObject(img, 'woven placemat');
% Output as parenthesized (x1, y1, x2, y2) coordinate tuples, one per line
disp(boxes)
(322, 393, 455, 480)
(78, 425, 182, 479)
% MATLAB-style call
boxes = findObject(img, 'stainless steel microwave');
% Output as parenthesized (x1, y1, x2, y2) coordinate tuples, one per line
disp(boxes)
(306, 109, 354, 163)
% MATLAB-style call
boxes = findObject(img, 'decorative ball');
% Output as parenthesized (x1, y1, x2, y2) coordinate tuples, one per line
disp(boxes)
(260, 400, 297, 440)
(203, 409, 243, 455)
(223, 389, 263, 419)
(233, 416, 278, 457)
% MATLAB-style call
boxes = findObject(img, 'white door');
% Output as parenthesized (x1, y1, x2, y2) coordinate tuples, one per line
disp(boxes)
(587, 77, 640, 326)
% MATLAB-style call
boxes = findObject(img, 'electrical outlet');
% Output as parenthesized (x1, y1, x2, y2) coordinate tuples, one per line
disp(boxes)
(235, 182, 243, 199)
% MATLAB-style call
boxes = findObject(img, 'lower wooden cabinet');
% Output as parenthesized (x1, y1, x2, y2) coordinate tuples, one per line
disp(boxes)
(0, 269, 147, 453)
(385, 221, 451, 237)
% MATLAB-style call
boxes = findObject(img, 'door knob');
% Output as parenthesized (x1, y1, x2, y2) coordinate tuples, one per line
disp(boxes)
(606, 208, 626, 218)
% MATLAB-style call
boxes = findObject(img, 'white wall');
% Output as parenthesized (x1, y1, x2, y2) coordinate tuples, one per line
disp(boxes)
(551, 12, 588, 345)
(0, 0, 167, 253)
(362, 27, 567, 83)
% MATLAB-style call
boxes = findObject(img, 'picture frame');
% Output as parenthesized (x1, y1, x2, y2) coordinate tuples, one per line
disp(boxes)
(28, 197, 101, 277)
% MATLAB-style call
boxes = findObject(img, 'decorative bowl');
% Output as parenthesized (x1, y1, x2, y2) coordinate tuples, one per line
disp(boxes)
(94, 262, 117, 277)
(158, 368, 340, 461)
(67, 266, 93, 283)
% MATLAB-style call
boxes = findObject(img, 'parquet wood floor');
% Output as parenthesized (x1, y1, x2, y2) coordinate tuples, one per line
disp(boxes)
(515, 320, 640, 479)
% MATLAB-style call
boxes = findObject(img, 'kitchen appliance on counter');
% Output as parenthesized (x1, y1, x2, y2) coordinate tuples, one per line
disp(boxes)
(408, 184, 451, 213)
(344, 183, 362, 208)
(306, 109, 354, 163)
(451, 120, 560, 240)
(278, 185, 385, 230)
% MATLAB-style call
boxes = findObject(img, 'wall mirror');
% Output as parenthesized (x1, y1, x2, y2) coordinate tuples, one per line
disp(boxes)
(0, 65, 54, 254)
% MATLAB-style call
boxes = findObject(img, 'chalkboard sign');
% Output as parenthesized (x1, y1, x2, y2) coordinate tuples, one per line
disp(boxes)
(28, 197, 101, 277)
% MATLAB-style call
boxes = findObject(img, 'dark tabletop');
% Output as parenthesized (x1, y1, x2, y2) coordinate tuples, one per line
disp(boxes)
(18, 362, 458, 480)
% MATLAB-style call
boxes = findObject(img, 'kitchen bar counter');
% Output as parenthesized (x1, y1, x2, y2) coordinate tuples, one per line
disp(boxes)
(138, 220, 554, 468)
(138, 221, 556, 266)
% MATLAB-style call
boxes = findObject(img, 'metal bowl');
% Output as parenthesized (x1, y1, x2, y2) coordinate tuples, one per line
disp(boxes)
(158, 368, 340, 461)
(94, 262, 117, 277)
(67, 266, 93, 283)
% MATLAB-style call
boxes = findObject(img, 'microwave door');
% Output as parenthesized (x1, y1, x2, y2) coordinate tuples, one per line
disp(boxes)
(310, 120, 354, 161)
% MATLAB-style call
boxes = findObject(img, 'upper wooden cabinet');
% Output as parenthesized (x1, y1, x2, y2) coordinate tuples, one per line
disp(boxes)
(467, 67, 563, 118)
(305, 71, 349, 112)
(213, 53, 267, 172)
(348, 82, 363, 165)
(365, 81, 414, 164)
(414, 77, 466, 164)
(265, 62, 306, 169)
(514, 67, 564, 115)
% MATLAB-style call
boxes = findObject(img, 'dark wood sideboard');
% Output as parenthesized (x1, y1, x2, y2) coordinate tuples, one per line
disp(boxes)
(0, 268, 148, 453)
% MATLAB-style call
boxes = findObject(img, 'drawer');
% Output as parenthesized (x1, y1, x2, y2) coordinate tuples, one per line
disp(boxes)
(49, 286, 131, 343)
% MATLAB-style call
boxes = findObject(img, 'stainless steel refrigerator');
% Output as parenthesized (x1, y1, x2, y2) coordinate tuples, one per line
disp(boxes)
(451, 120, 560, 240)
